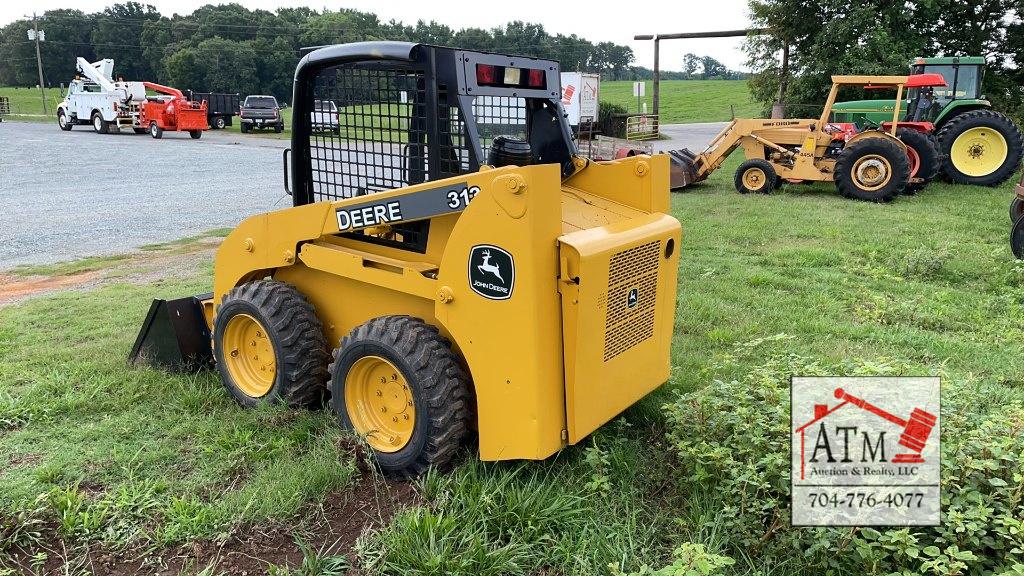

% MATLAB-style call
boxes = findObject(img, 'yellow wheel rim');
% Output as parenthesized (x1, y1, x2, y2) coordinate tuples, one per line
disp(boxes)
(950, 127, 1008, 177)
(742, 167, 767, 190)
(222, 313, 276, 398)
(344, 356, 415, 453)
(850, 154, 893, 192)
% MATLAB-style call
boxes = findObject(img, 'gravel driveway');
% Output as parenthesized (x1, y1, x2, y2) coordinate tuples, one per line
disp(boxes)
(0, 120, 728, 269)
(0, 122, 290, 268)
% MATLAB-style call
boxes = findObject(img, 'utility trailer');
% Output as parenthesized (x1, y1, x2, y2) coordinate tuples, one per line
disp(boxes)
(186, 90, 240, 129)
(57, 58, 147, 133)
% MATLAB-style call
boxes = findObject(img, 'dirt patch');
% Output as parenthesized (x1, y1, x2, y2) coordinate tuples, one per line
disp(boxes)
(0, 237, 221, 308)
(0, 272, 99, 305)
(2, 476, 419, 575)
(6, 452, 41, 469)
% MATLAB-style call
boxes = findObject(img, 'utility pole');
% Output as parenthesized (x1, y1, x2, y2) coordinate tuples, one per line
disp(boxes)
(30, 13, 48, 115)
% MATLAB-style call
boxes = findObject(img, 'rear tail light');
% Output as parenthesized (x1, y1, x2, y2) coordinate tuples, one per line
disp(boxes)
(476, 64, 496, 85)
(476, 63, 546, 89)
(527, 68, 545, 88)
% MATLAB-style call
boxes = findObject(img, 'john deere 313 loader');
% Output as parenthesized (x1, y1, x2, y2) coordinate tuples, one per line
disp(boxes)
(130, 42, 681, 475)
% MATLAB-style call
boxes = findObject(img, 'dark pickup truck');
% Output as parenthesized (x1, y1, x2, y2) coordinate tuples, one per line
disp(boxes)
(239, 95, 284, 133)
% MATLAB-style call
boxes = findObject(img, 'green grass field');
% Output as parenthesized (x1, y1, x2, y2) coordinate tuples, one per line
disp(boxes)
(3, 80, 760, 131)
(0, 86, 63, 118)
(2, 159, 1023, 573)
(601, 80, 763, 123)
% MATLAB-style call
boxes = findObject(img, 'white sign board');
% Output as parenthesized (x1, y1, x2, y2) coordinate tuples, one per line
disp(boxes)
(633, 81, 645, 97)
(560, 72, 601, 126)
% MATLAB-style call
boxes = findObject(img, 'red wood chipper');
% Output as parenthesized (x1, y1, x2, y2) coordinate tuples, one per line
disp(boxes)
(139, 82, 209, 139)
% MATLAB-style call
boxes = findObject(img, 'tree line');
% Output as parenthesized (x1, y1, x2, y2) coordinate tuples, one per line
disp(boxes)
(0, 2, 639, 102)
(745, 0, 1024, 119)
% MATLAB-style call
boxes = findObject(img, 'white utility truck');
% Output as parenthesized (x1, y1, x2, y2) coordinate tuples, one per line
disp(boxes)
(57, 58, 146, 133)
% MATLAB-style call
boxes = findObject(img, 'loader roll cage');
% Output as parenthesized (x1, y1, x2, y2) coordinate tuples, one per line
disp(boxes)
(289, 42, 576, 211)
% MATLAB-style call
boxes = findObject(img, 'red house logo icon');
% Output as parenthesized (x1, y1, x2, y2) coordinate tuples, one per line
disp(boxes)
(794, 388, 937, 480)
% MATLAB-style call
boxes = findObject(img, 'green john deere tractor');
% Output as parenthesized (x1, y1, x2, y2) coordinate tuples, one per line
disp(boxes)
(832, 56, 1023, 187)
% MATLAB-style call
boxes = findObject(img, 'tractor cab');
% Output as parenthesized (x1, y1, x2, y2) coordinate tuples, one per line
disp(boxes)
(906, 57, 985, 122)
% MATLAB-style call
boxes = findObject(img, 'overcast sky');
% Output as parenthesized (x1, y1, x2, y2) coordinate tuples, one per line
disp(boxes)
(7, 0, 754, 71)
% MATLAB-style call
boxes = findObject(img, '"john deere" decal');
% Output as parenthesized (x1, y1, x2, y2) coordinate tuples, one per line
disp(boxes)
(468, 244, 515, 300)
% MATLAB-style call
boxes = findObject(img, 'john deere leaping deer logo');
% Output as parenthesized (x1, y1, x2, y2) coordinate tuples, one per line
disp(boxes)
(469, 245, 514, 300)
(477, 250, 504, 283)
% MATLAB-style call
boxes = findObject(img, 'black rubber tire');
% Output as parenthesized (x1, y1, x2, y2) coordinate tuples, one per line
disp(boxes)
(150, 122, 163, 139)
(58, 110, 72, 131)
(834, 137, 910, 202)
(274, 125, 283, 134)
(937, 110, 1024, 186)
(213, 280, 329, 409)
(214, 116, 226, 129)
(189, 130, 202, 139)
(133, 128, 147, 134)
(240, 123, 249, 134)
(329, 316, 470, 476)
(91, 112, 108, 134)
(897, 127, 940, 194)
(1011, 197, 1024, 224)
(1012, 215, 1024, 259)
(734, 159, 777, 194)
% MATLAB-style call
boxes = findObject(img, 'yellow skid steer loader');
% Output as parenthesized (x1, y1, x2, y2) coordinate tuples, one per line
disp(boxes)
(130, 42, 681, 475)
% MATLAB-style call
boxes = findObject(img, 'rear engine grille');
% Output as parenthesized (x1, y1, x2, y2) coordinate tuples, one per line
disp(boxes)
(603, 241, 661, 361)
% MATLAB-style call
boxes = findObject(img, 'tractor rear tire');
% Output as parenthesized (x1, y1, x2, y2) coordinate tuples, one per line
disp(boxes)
(897, 128, 940, 195)
(91, 112, 108, 134)
(937, 110, 1023, 186)
(213, 280, 330, 409)
(329, 316, 470, 476)
(189, 130, 202, 139)
(1012, 216, 1024, 259)
(834, 137, 910, 202)
(1011, 197, 1024, 223)
(734, 159, 777, 194)
(58, 110, 72, 131)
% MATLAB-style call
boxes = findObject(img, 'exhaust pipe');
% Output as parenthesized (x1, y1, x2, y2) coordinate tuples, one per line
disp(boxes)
(128, 294, 214, 371)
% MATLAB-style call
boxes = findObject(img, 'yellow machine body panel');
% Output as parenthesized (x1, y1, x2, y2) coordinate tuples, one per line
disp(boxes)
(558, 213, 680, 442)
(210, 155, 679, 461)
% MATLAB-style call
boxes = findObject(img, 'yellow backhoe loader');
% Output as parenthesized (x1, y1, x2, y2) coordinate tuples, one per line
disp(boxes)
(671, 74, 947, 202)
(129, 42, 681, 475)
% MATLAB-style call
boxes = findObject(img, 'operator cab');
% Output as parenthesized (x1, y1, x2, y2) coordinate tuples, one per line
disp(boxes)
(906, 57, 984, 122)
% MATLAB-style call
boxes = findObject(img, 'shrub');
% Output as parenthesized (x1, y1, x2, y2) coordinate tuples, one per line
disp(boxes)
(599, 101, 629, 138)
(662, 349, 1024, 575)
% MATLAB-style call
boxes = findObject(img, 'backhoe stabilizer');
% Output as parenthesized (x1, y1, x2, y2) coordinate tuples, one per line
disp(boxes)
(129, 294, 214, 371)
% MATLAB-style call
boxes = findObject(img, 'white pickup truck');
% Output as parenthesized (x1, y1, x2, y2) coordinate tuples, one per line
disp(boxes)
(57, 58, 146, 134)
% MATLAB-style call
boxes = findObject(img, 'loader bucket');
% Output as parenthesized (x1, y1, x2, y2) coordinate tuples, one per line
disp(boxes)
(128, 294, 213, 371)
(666, 148, 701, 190)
